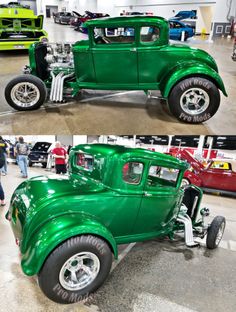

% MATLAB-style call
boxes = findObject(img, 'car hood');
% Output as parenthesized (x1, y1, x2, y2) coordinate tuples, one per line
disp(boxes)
(30, 142, 51, 153)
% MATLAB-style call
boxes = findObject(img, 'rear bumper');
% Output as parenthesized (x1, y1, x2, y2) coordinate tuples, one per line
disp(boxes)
(0, 35, 48, 51)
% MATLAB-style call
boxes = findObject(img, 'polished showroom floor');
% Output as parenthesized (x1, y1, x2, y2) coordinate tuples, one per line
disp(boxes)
(0, 18, 235, 135)
(0, 164, 236, 312)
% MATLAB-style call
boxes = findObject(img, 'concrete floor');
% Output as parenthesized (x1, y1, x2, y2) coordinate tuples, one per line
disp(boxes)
(0, 164, 236, 312)
(0, 18, 235, 134)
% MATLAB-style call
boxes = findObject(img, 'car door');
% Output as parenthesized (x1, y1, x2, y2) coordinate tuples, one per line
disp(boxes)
(200, 167, 226, 190)
(202, 162, 236, 192)
(133, 162, 182, 235)
(91, 26, 138, 85)
(104, 159, 146, 238)
(137, 25, 165, 87)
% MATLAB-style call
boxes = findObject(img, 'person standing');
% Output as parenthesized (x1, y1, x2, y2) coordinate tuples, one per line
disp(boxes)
(0, 145, 5, 206)
(15, 137, 29, 178)
(52, 141, 68, 174)
(0, 136, 8, 176)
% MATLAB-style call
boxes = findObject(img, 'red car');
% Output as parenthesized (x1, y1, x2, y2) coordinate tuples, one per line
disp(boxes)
(175, 150, 236, 194)
(71, 10, 109, 31)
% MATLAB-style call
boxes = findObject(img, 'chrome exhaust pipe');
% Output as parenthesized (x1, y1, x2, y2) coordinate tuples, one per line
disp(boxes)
(52, 72, 59, 102)
(59, 73, 74, 102)
(55, 72, 64, 102)
(177, 214, 199, 247)
(50, 71, 56, 102)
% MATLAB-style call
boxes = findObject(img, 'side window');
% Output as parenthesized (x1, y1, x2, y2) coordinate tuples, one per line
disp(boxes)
(123, 162, 144, 185)
(147, 165, 179, 188)
(140, 26, 160, 43)
(94, 27, 135, 44)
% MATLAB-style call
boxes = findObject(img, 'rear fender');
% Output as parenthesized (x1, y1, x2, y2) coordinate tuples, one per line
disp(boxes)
(21, 214, 118, 276)
(160, 63, 227, 98)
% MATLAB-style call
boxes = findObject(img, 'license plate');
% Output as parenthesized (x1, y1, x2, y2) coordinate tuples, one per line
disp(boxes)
(14, 45, 25, 49)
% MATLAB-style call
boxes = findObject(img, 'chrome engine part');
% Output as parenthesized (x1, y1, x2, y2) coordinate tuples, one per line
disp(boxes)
(45, 43, 75, 102)
(45, 42, 74, 69)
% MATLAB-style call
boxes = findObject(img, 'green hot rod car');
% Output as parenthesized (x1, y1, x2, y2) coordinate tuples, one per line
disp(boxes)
(5, 16, 227, 123)
(6, 144, 226, 303)
(0, 2, 48, 50)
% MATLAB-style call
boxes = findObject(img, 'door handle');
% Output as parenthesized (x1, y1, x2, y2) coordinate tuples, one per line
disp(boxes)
(144, 192, 152, 197)
(130, 47, 137, 52)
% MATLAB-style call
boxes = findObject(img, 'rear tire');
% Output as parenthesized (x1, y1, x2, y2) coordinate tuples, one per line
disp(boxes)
(38, 235, 112, 304)
(206, 216, 226, 249)
(5, 75, 47, 111)
(168, 77, 220, 123)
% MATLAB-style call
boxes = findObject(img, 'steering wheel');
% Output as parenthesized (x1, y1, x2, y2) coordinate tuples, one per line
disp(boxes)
(94, 35, 111, 44)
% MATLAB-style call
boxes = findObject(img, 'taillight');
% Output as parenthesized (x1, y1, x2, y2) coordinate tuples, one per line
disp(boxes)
(16, 238, 20, 246)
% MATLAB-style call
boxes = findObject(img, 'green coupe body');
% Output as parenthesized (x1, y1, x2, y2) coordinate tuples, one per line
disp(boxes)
(0, 4, 47, 50)
(7, 144, 226, 303)
(5, 16, 226, 123)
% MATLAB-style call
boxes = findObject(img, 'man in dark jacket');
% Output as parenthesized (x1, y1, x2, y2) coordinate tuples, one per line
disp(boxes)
(0, 142, 5, 206)
(0, 136, 8, 175)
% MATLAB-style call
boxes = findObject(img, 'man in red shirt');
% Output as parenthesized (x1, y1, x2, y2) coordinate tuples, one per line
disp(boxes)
(52, 141, 68, 174)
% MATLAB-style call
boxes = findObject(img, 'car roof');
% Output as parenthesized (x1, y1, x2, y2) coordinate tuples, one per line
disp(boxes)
(72, 144, 189, 170)
(85, 15, 168, 27)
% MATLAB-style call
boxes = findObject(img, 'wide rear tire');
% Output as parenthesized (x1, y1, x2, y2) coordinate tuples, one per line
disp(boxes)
(168, 77, 220, 123)
(38, 235, 112, 304)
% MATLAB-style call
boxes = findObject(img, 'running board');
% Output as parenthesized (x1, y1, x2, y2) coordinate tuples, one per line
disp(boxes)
(177, 214, 199, 248)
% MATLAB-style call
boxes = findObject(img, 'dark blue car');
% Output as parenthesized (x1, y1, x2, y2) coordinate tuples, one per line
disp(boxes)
(169, 19, 194, 41)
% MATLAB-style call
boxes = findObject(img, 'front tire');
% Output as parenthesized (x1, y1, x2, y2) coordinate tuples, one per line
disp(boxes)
(206, 216, 226, 249)
(5, 75, 47, 111)
(168, 77, 220, 123)
(38, 235, 112, 304)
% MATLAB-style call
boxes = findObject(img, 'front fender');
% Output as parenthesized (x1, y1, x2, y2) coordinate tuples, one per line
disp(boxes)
(21, 214, 118, 276)
(160, 63, 227, 98)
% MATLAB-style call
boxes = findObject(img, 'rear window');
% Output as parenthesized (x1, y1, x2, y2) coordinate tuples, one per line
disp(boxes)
(94, 27, 135, 44)
(76, 153, 94, 171)
(140, 26, 160, 43)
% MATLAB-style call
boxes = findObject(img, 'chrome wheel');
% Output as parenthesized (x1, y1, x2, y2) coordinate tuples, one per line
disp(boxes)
(215, 222, 225, 246)
(59, 252, 100, 291)
(10, 82, 40, 108)
(180, 88, 210, 115)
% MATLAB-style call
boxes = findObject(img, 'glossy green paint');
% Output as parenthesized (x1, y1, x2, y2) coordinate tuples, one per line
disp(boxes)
(8, 144, 194, 276)
(0, 7, 47, 50)
(27, 16, 226, 97)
